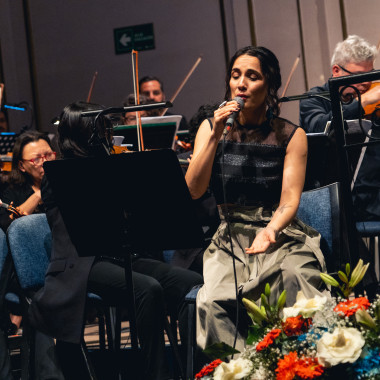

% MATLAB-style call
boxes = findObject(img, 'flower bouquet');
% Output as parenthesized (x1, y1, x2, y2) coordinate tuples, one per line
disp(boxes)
(195, 260, 380, 379)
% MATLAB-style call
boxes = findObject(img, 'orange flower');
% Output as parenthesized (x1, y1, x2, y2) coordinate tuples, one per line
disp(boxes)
(276, 353, 324, 380)
(334, 297, 370, 317)
(276, 351, 298, 380)
(195, 359, 223, 379)
(295, 357, 324, 379)
(282, 316, 312, 336)
(256, 328, 282, 352)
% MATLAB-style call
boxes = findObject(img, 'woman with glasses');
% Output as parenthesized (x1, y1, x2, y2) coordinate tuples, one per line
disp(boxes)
(0, 131, 64, 380)
(0, 131, 56, 231)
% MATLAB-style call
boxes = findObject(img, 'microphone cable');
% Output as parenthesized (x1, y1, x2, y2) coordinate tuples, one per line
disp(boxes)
(220, 126, 240, 357)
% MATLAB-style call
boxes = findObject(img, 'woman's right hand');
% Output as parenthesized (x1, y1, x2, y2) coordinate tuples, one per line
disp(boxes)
(213, 100, 241, 137)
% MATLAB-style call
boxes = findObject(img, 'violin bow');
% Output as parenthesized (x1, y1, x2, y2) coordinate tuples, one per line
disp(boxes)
(280, 54, 300, 105)
(161, 54, 203, 116)
(131, 50, 144, 151)
(0, 83, 4, 108)
(86, 71, 98, 103)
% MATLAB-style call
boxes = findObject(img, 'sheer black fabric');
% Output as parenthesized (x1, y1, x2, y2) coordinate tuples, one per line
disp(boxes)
(210, 117, 298, 205)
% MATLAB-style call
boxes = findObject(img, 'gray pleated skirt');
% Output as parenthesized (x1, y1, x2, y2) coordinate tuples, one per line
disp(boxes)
(196, 205, 328, 352)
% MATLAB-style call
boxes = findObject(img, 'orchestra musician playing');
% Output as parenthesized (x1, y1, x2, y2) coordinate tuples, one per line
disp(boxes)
(0, 131, 56, 231)
(299, 35, 380, 299)
(185, 46, 327, 353)
(139, 76, 188, 130)
(0, 130, 63, 379)
(28, 101, 203, 380)
(300, 35, 380, 133)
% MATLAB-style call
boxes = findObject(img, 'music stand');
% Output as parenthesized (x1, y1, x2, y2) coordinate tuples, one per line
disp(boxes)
(43, 149, 205, 358)
(114, 115, 182, 151)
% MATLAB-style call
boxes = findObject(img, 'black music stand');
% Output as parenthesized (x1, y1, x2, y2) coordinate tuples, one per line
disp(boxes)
(43, 149, 205, 364)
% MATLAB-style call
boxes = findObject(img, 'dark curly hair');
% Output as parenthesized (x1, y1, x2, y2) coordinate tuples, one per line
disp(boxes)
(224, 46, 282, 117)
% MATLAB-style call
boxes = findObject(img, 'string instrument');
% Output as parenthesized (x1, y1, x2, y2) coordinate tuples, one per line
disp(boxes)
(0, 200, 24, 219)
(279, 54, 300, 106)
(162, 55, 203, 152)
(0, 152, 12, 172)
(161, 55, 203, 117)
(86, 71, 98, 103)
(364, 38, 380, 117)
(363, 82, 380, 118)
(0, 83, 4, 107)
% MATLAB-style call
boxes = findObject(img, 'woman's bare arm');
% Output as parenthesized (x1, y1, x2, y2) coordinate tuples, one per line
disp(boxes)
(246, 128, 307, 254)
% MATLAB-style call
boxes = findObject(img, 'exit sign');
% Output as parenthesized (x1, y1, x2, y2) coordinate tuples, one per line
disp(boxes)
(114, 23, 155, 54)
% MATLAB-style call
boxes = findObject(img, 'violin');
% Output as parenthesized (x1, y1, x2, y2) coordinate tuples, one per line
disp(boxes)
(363, 82, 380, 118)
(0, 200, 24, 219)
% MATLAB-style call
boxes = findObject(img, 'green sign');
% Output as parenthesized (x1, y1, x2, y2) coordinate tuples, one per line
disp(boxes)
(114, 23, 155, 54)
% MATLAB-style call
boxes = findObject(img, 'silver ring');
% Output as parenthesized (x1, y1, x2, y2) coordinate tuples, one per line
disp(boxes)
(218, 100, 227, 109)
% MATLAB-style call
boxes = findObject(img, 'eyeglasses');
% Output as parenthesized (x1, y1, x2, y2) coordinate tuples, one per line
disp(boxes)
(337, 64, 375, 75)
(23, 152, 56, 166)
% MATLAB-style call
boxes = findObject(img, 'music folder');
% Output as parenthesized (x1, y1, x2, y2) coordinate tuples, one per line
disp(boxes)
(43, 149, 205, 257)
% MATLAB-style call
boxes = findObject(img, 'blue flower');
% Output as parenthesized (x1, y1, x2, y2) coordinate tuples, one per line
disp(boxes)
(353, 348, 380, 378)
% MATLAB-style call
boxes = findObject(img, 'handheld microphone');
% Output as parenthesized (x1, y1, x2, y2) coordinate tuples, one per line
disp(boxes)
(224, 96, 244, 135)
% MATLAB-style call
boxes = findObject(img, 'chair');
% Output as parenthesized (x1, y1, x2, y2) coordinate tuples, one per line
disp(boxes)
(184, 182, 342, 379)
(7, 214, 185, 379)
(356, 221, 380, 281)
(5, 214, 111, 379)
(0, 227, 15, 380)
(296, 182, 342, 273)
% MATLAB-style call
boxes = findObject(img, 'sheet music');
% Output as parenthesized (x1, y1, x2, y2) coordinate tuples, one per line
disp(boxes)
(140, 115, 182, 149)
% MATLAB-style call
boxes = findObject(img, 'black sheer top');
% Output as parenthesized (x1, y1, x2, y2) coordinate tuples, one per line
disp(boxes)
(210, 117, 298, 206)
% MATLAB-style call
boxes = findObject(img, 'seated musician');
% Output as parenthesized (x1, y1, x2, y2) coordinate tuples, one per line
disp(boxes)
(28, 101, 203, 380)
(300, 35, 379, 133)
(139, 75, 189, 130)
(122, 93, 158, 125)
(299, 35, 380, 299)
(0, 131, 63, 379)
(0, 131, 56, 231)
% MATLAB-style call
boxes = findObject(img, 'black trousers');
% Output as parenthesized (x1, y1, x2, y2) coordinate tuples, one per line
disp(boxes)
(70, 257, 202, 380)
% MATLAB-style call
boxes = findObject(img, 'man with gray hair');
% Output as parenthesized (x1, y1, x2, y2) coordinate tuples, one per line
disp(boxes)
(300, 35, 380, 300)
(300, 35, 380, 133)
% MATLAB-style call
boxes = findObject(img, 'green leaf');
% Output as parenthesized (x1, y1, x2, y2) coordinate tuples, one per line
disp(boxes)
(375, 304, 380, 321)
(203, 342, 240, 360)
(246, 325, 265, 345)
(338, 271, 349, 283)
(345, 263, 351, 277)
(265, 283, 271, 298)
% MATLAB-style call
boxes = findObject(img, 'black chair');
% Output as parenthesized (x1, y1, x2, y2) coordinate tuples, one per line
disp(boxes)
(184, 182, 342, 379)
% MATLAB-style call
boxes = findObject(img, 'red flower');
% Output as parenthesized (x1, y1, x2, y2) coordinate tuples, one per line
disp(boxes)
(334, 297, 370, 317)
(195, 359, 223, 379)
(282, 316, 312, 336)
(256, 328, 282, 352)
(276, 352, 324, 380)
(276, 351, 298, 380)
(295, 357, 324, 379)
